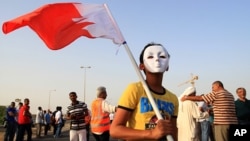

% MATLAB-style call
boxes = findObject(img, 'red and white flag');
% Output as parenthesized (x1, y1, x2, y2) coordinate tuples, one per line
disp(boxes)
(2, 3, 125, 50)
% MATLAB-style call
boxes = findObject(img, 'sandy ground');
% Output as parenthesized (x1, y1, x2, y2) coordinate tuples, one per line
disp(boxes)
(0, 122, 70, 141)
(0, 128, 4, 140)
(0, 122, 118, 141)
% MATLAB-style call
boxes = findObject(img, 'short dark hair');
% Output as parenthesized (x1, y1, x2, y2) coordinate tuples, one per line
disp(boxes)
(56, 106, 62, 111)
(69, 91, 77, 96)
(236, 87, 246, 94)
(10, 102, 15, 106)
(213, 81, 224, 88)
(139, 42, 170, 64)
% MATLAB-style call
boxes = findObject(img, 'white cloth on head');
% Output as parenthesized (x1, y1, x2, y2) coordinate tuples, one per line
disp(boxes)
(179, 86, 196, 112)
(180, 86, 196, 97)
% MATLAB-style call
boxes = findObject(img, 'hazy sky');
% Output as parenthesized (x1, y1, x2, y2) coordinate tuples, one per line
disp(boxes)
(1, 0, 250, 114)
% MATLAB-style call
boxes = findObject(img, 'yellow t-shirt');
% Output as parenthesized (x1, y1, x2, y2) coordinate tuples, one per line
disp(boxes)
(118, 82, 179, 130)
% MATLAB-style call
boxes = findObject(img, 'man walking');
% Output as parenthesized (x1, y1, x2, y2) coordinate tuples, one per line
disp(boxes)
(67, 92, 89, 141)
(35, 106, 44, 138)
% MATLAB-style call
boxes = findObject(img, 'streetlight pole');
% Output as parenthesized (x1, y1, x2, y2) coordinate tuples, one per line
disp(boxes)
(15, 98, 21, 103)
(48, 89, 56, 110)
(15, 98, 21, 108)
(80, 66, 91, 102)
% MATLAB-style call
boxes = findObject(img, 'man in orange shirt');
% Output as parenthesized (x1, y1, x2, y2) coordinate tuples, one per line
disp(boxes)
(91, 86, 116, 141)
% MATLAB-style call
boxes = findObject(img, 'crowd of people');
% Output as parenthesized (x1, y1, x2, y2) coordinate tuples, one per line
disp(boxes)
(3, 88, 116, 141)
(3, 42, 250, 141)
(3, 98, 67, 141)
(4, 98, 32, 141)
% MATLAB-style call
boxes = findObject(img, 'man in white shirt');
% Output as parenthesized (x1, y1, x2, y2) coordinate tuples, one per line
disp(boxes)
(54, 106, 63, 138)
(35, 106, 44, 138)
(198, 101, 210, 141)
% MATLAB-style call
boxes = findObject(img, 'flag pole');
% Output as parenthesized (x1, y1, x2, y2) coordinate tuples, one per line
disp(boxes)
(104, 4, 174, 141)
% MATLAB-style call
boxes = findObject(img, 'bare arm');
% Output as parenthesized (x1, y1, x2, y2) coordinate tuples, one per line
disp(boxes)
(110, 108, 153, 140)
(110, 107, 174, 140)
(181, 95, 204, 102)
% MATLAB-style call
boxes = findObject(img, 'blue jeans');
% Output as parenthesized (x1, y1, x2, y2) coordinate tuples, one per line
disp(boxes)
(55, 123, 63, 138)
(200, 120, 210, 141)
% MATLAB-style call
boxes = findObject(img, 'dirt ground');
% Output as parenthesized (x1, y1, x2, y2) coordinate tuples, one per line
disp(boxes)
(0, 126, 41, 141)
(0, 122, 70, 141)
(0, 132, 3, 141)
(0, 123, 118, 141)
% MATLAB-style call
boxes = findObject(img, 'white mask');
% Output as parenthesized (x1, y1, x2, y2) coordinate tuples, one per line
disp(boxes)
(143, 45, 169, 73)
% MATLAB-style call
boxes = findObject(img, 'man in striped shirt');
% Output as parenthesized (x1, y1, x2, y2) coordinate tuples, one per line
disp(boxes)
(67, 92, 89, 141)
(181, 81, 238, 141)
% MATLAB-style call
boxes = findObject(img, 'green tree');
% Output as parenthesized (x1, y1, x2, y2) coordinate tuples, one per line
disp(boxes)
(0, 105, 7, 124)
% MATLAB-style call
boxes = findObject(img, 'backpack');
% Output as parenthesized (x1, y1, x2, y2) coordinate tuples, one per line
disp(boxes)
(50, 111, 57, 125)
(61, 119, 65, 127)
